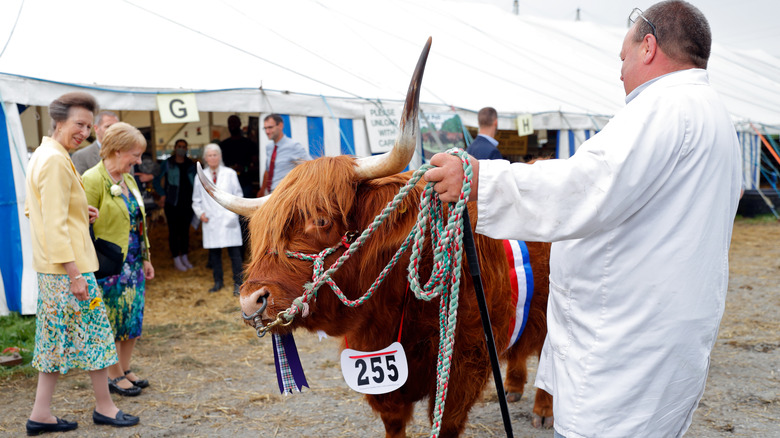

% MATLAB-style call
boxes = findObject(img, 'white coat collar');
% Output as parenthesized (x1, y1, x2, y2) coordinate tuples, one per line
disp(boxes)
(625, 68, 708, 104)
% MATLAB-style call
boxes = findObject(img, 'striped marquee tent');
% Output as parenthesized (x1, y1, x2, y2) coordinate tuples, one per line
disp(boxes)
(2, 0, 780, 314)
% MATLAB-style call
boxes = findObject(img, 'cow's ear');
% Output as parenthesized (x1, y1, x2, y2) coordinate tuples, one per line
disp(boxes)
(351, 176, 422, 240)
(351, 179, 396, 230)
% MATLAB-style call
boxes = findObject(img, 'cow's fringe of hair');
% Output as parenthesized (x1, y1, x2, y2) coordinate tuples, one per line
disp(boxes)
(248, 156, 361, 271)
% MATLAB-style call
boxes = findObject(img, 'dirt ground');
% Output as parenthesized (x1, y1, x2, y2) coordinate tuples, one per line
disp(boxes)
(1, 218, 778, 437)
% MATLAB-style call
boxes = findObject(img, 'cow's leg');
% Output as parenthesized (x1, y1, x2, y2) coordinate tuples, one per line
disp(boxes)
(532, 388, 554, 429)
(366, 394, 413, 438)
(503, 347, 529, 403)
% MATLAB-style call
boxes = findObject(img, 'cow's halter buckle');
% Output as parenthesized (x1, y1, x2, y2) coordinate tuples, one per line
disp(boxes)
(241, 295, 291, 338)
(254, 311, 293, 338)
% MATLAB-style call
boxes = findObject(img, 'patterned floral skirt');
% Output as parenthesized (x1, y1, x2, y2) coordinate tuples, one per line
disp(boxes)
(98, 192, 146, 341)
(32, 273, 118, 374)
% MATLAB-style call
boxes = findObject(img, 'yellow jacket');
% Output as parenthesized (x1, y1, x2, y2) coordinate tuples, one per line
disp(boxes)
(24, 137, 99, 274)
(83, 161, 151, 262)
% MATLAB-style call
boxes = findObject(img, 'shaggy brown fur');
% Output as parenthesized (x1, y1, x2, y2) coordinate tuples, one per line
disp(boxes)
(242, 155, 552, 437)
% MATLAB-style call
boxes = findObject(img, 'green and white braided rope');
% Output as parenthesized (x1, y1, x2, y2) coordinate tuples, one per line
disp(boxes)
(282, 162, 429, 319)
(406, 148, 472, 437)
(282, 148, 473, 438)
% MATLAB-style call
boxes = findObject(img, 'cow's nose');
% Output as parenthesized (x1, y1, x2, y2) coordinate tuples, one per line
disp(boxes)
(241, 286, 271, 320)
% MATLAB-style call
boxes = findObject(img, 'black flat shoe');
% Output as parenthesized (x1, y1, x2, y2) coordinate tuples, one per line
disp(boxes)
(108, 376, 142, 396)
(208, 282, 224, 293)
(26, 417, 78, 435)
(124, 369, 149, 388)
(92, 410, 139, 427)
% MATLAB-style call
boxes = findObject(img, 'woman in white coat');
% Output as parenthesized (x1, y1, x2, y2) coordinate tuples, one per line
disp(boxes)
(192, 144, 244, 295)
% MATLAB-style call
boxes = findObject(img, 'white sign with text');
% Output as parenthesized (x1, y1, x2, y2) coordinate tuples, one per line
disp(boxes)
(364, 105, 401, 153)
(157, 93, 200, 124)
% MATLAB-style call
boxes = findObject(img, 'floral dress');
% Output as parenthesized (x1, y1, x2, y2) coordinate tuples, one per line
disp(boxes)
(32, 273, 118, 373)
(97, 191, 146, 341)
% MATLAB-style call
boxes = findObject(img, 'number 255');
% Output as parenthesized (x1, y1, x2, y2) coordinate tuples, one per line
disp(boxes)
(356, 355, 398, 385)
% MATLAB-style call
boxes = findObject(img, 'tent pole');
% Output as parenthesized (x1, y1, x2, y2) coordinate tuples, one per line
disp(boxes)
(751, 123, 780, 166)
(149, 111, 157, 158)
(748, 124, 780, 219)
(36, 106, 45, 144)
(207, 112, 213, 143)
(754, 187, 780, 220)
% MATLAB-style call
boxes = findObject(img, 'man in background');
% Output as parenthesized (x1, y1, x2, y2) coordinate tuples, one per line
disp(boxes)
(261, 114, 311, 195)
(220, 115, 259, 198)
(466, 107, 502, 160)
(72, 110, 119, 174)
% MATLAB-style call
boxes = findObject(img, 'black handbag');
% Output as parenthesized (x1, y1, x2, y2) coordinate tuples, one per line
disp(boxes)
(90, 225, 124, 279)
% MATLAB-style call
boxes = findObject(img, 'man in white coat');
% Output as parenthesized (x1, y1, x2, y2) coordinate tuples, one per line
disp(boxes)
(424, 1, 742, 437)
(192, 144, 244, 296)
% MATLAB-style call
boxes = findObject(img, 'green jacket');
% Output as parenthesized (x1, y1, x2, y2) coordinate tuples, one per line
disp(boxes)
(83, 161, 151, 262)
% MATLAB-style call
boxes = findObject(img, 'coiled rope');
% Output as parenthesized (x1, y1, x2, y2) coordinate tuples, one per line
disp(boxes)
(283, 148, 473, 438)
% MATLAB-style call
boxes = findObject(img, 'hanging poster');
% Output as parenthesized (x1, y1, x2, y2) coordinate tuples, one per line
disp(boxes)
(364, 105, 466, 159)
(420, 111, 466, 161)
(364, 104, 401, 154)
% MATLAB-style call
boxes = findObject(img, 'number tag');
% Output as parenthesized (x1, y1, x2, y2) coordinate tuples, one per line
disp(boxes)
(340, 341, 408, 394)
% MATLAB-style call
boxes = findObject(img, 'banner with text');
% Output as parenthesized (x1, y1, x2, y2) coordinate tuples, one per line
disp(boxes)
(364, 105, 401, 154)
(364, 106, 466, 158)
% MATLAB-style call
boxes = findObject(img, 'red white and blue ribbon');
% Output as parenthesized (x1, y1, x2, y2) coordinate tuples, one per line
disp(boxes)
(272, 333, 309, 395)
(503, 240, 534, 349)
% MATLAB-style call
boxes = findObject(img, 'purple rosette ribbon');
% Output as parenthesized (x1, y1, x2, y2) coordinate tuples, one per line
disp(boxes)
(272, 333, 309, 395)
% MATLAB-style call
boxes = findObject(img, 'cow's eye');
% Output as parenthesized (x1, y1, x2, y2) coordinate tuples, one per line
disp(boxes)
(314, 218, 330, 228)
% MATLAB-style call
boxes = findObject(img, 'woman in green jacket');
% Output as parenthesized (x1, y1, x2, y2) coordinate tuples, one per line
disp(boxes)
(83, 122, 155, 397)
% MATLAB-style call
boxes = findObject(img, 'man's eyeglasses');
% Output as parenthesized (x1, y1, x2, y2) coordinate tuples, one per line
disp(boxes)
(629, 7, 657, 39)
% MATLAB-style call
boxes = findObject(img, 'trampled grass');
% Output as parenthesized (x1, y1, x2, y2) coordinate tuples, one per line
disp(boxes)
(0, 312, 36, 380)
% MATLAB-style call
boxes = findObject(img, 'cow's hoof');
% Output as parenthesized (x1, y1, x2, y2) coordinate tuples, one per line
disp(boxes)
(532, 414, 554, 429)
(505, 392, 522, 403)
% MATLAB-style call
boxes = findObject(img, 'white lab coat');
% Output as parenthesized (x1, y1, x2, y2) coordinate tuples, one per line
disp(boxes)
(192, 165, 243, 249)
(475, 69, 741, 438)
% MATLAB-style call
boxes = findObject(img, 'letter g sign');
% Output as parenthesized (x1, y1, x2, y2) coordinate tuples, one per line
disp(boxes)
(157, 93, 200, 124)
(169, 99, 187, 118)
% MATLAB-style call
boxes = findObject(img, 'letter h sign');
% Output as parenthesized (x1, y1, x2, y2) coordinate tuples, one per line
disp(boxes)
(516, 114, 533, 137)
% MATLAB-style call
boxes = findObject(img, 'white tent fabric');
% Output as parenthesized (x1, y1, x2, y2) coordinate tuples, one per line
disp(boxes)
(2, 0, 779, 124)
(0, 102, 36, 316)
(2, 0, 780, 315)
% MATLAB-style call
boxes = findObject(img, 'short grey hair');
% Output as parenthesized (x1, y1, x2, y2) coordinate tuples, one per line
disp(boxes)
(204, 143, 222, 156)
(95, 110, 119, 125)
(636, 0, 711, 69)
(203, 143, 223, 166)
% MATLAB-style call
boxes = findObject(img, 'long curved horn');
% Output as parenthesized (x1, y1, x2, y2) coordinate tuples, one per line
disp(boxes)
(196, 162, 268, 216)
(354, 37, 431, 180)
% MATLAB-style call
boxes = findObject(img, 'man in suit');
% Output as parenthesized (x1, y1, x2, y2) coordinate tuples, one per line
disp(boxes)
(71, 110, 119, 174)
(261, 114, 311, 195)
(466, 107, 502, 160)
